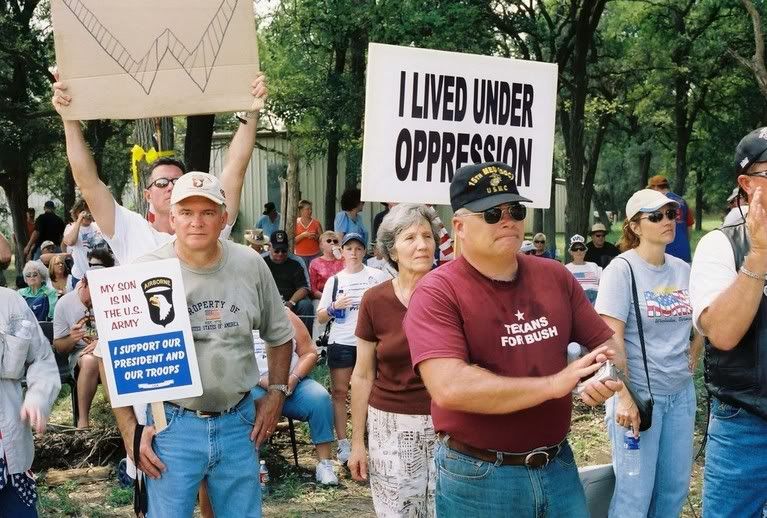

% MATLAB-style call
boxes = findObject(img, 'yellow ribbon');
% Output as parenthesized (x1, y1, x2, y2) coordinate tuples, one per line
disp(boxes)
(131, 145, 175, 186)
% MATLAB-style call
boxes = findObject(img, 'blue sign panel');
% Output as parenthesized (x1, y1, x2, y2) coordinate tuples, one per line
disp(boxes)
(108, 330, 192, 395)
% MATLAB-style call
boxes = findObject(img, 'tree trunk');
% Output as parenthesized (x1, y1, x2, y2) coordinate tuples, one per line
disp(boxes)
(285, 140, 300, 249)
(533, 209, 544, 235)
(63, 165, 75, 223)
(638, 149, 652, 189)
(184, 114, 216, 172)
(695, 167, 703, 232)
(324, 44, 348, 229)
(544, 180, 557, 259)
(1, 168, 30, 271)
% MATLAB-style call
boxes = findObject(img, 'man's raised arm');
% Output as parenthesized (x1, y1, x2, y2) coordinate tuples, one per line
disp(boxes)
(52, 75, 117, 238)
(219, 73, 267, 225)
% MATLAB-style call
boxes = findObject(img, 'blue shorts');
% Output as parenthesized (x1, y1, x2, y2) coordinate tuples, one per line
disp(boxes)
(327, 343, 356, 369)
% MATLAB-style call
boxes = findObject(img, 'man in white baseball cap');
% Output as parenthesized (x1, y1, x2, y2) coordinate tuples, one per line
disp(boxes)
(106, 172, 295, 517)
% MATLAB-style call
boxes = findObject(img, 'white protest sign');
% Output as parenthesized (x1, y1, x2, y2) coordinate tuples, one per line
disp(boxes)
(361, 43, 558, 208)
(88, 259, 202, 408)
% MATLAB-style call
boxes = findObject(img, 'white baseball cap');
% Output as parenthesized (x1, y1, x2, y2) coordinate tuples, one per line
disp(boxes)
(170, 172, 226, 206)
(625, 189, 679, 220)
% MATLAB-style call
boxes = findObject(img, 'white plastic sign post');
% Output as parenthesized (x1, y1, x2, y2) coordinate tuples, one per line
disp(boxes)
(88, 259, 202, 409)
(361, 43, 558, 208)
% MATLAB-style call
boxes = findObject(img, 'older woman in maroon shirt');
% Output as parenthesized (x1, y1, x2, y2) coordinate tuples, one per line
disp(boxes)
(348, 204, 439, 517)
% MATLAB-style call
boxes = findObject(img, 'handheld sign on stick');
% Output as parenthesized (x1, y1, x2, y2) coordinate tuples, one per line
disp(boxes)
(362, 43, 558, 208)
(88, 259, 202, 431)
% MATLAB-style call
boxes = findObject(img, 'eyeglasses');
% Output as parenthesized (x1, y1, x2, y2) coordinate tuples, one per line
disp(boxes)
(149, 177, 178, 189)
(592, 233, 606, 238)
(88, 262, 105, 269)
(464, 204, 527, 224)
(641, 208, 678, 223)
(534, 240, 545, 244)
(24, 272, 40, 278)
(272, 249, 288, 255)
(747, 171, 767, 178)
(325, 239, 339, 244)
(570, 247, 586, 252)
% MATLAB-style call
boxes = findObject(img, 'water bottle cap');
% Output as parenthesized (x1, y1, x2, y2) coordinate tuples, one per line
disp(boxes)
(260, 460, 266, 465)
(624, 433, 640, 450)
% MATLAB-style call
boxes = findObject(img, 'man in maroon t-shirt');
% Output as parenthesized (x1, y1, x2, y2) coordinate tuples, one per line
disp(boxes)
(403, 161, 624, 518)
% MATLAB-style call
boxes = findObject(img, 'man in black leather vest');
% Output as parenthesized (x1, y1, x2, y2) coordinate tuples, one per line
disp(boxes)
(690, 127, 767, 518)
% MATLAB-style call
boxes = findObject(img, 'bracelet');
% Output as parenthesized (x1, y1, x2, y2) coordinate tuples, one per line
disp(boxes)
(739, 266, 766, 281)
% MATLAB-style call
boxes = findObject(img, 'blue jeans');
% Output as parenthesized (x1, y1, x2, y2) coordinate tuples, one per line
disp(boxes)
(251, 378, 334, 445)
(434, 438, 587, 518)
(606, 379, 695, 518)
(703, 398, 767, 518)
(145, 395, 261, 518)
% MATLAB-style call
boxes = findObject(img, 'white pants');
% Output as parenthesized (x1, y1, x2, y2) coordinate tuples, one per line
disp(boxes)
(367, 406, 436, 518)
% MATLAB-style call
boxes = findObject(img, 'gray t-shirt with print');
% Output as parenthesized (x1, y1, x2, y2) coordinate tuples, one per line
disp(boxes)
(137, 239, 294, 411)
(594, 249, 693, 396)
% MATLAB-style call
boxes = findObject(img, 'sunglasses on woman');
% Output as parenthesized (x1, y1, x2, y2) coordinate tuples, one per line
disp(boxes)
(467, 204, 527, 224)
(325, 239, 339, 244)
(641, 208, 678, 223)
(570, 247, 586, 252)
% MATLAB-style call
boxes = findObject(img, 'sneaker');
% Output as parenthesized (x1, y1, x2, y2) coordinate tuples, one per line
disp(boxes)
(315, 459, 338, 485)
(336, 439, 351, 464)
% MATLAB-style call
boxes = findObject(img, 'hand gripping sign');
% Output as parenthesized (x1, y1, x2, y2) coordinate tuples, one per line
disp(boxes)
(88, 259, 202, 409)
(361, 43, 558, 208)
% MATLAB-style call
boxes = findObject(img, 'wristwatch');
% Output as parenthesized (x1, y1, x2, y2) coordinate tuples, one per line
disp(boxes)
(268, 384, 290, 397)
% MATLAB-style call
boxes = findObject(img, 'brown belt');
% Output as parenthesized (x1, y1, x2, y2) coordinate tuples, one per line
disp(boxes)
(439, 433, 562, 468)
(166, 393, 249, 418)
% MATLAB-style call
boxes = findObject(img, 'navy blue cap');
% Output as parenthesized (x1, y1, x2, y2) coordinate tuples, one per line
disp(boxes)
(341, 232, 366, 247)
(450, 162, 531, 212)
(735, 127, 767, 175)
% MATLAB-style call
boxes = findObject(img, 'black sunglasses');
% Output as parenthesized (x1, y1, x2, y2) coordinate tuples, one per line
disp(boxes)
(272, 248, 288, 254)
(570, 247, 586, 252)
(149, 177, 178, 189)
(325, 239, 339, 244)
(471, 204, 527, 224)
(641, 208, 678, 223)
(534, 240, 545, 244)
(88, 263, 105, 269)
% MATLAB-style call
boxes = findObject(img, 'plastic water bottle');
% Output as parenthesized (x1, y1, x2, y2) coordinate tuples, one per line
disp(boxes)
(259, 460, 270, 496)
(334, 290, 346, 324)
(623, 430, 640, 476)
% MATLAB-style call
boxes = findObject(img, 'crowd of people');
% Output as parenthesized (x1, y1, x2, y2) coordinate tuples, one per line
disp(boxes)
(1, 68, 766, 518)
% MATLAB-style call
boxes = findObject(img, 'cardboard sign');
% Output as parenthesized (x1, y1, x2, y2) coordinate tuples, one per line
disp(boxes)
(88, 259, 202, 407)
(361, 43, 558, 208)
(51, 0, 260, 120)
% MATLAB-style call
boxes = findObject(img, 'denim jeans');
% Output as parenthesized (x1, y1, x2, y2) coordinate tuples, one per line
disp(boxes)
(434, 438, 587, 518)
(703, 398, 767, 518)
(251, 378, 334, 445)
(145, 395, 261, 518)
(606, 379, 695, 518)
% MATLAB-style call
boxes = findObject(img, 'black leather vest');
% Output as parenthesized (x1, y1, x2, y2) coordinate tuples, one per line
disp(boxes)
(704, 222, 767, 419)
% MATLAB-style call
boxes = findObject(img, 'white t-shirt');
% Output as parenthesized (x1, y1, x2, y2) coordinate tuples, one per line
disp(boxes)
(366, 257, 388, 270)
(65, 221, 103, 278)
(107, 204, 233, 265)
(318, 266, 390, 346)
(689, 229, 737, 333)
(253, 330, 298, 377)
(565, 261, 601, 292)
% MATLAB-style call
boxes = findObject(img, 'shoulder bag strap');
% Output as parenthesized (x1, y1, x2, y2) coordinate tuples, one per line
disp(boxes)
(321, 276, 339, 337)
(618, 257, 654, 403)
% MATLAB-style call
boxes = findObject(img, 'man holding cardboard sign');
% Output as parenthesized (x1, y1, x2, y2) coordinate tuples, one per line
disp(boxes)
(107, 172, 294, 517)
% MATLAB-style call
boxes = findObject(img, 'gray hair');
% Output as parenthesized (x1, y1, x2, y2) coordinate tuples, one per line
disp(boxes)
(377, 204, 440, 271)
(23, 260, 49, 282)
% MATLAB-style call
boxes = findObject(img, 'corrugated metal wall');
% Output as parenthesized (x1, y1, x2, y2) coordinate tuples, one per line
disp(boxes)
(209, 131, 569, 237)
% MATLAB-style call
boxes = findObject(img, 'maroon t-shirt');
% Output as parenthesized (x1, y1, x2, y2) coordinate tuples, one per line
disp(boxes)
(356, 280, 431, 415)
(404, 254, 613, 452)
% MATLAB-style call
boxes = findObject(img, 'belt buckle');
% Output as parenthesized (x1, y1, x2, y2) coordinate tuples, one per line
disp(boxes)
(524, 450, 550, 468)
(195, 410, 215, 418)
